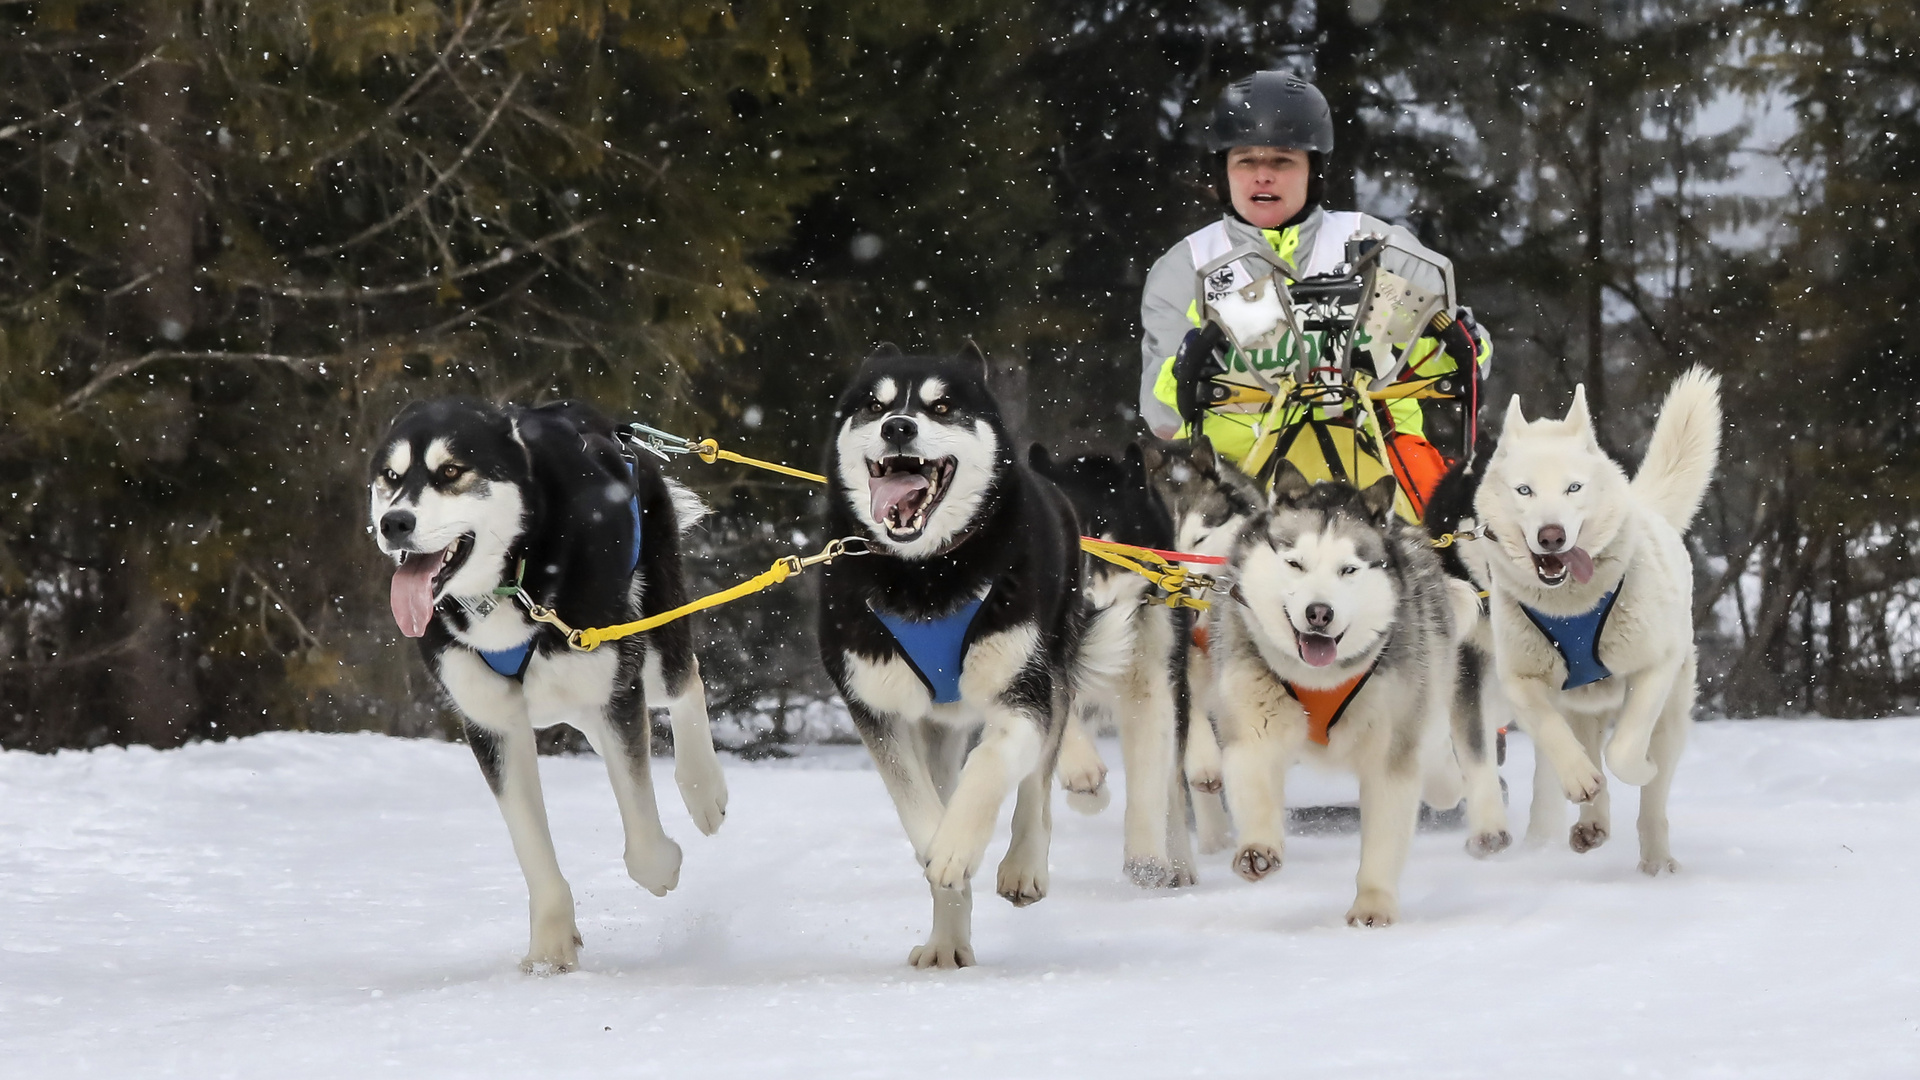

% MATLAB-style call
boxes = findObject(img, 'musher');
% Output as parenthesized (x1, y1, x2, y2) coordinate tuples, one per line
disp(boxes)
(1138, 70, 1491, 507)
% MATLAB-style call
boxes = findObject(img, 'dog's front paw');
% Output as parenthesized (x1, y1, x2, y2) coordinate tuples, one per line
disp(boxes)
(1570, 821, 1609, 853)
(1057, 756, 1108, 798)
(1232, 842, 1282, 882)
(908, 941, 975, 969)
(923, 833, 984, 892)
(1186, 768, 1223, 794)
(675, 757, 729, 836)
(1064, 784, 1111, 815)
(1558, 759, 1606, 804)
(520, 926, 582, 975)
(1466, 830, 1513, 858)
(1124, 855, 1174, 889)
(625, 837, 684, 896)
(1166, 860, 1198, 889)
(1345, 889, 1398, 928)
(1638, 855, 1681, 876)
(1605, 746, 1658, 787)
(995, 853, 1048, 907)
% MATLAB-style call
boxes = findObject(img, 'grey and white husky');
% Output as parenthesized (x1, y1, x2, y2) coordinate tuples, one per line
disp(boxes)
(1471, 367, 1721, 872)
(1030, 444, 1196, 888)
(1211, 463, 1478, 925)
(817, 344, 1085, 968)
(1137, 436, 1268, 855)
(369, 398, 727, 972)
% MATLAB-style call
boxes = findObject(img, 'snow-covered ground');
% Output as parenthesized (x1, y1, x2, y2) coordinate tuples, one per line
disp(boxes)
(2, 720, 1916, 1078)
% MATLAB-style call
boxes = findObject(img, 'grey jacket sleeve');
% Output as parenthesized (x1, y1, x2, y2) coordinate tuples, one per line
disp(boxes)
(1139, 242, 1198, 438)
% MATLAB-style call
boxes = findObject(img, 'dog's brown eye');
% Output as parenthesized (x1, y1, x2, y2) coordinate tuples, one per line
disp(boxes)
(930, 401, 951, 416)
(382, 469, 400, 484)
(868, 400, 886, 413)
(438, 464, 465, 481)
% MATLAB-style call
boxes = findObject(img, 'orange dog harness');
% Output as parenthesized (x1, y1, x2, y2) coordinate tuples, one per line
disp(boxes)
(1283, 667, 1376, 746)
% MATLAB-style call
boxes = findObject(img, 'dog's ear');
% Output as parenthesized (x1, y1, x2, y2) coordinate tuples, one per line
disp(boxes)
(1566, 384, 1595, 443)
(1270, 459, 1313, 505)
(959, 338, 991, 385)
(1134, 437, 1164, 475)
(1501, 394, 1528, 439)
(1189, 435, 1219, 477)
(1359, 474, 1400, 523)
(871, 341, 903, 359)
(1027, 444, 1053, 473)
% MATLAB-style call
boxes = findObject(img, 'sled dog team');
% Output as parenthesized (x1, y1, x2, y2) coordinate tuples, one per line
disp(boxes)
(369, 347, 1722, 971)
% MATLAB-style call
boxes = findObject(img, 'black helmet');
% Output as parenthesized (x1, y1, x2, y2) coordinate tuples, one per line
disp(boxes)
(1206, 71, 1334, 154)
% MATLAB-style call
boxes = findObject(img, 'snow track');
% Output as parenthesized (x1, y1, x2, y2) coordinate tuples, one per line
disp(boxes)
(2, 721, 1916, 1077)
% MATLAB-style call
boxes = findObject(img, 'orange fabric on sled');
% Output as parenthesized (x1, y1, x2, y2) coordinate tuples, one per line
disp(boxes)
(1385, 433, 1448, 520)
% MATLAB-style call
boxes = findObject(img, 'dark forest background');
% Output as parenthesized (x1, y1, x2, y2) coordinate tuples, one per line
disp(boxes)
(2, 0, 1915, 752)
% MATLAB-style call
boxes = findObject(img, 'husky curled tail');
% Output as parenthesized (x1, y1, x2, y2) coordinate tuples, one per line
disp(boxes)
(1632, 366, 1722, 532)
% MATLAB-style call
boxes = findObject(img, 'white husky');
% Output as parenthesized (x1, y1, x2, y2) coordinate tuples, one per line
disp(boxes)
(1472, 367, 1721, 872)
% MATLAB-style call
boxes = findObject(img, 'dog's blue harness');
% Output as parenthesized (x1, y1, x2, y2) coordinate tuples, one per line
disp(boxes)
(1519, 580, 1622, 691)
(869, 591, 991, 705)
(477, 482, 642, 681)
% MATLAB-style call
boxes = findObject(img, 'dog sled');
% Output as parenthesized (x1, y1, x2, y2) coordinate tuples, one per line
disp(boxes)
(1184, 228, 1480, 524)
(1182, 230, 1508, 816)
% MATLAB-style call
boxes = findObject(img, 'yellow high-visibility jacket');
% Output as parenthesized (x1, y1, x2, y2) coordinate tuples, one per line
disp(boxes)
(1138, 209, 1491, 467)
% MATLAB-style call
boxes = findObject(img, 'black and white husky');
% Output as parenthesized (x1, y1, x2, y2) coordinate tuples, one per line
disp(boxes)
(369, 398, 727, 972)
(817, 344, 1083, 969)
(1029, 444, 1196, 888)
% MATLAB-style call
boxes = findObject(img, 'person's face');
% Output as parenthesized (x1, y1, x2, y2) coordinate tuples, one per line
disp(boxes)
(1226, 146, 1312, 229)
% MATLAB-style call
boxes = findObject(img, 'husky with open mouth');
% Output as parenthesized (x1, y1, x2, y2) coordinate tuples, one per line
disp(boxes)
(818, 344, 1083, 969)
(1211, 462, 1479, 926)
(1473, 368, 1721, 872)
(369, 398, 727, 972)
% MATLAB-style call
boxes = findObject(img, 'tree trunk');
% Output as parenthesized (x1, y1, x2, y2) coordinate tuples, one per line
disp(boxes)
(127, 0, 198, 343)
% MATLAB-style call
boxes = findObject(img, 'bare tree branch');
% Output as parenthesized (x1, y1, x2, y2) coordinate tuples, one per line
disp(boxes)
(302, 72, 524, 259)
(237, 216, 599, 300)
(61, 350, 318, 413)
(304, 0, 487, 168)
(0, 51, 160, 142)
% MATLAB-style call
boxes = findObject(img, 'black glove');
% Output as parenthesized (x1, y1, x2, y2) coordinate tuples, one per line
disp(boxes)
(1431, 306, 1484, 376)
(1173, 322, 1227, 431)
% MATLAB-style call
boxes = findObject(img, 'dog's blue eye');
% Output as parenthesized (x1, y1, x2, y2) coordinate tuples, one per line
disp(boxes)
(1340, 565, 1358, 576)
(1566, 482, 1583, 493)
(1516, 485, 1533, 497)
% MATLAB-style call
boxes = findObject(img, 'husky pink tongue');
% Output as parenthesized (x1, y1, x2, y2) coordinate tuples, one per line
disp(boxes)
(1565, 546, 1595, 584)
(1298, 633, 1340, 667)
(870, 471, 929, 529)
(390, 554, 441, 638)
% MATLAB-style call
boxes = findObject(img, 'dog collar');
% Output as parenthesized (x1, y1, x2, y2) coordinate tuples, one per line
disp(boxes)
(1519, 577, 1622, 690)
(450, 559, 529, 620)
(1283, 664, 1376, 746)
